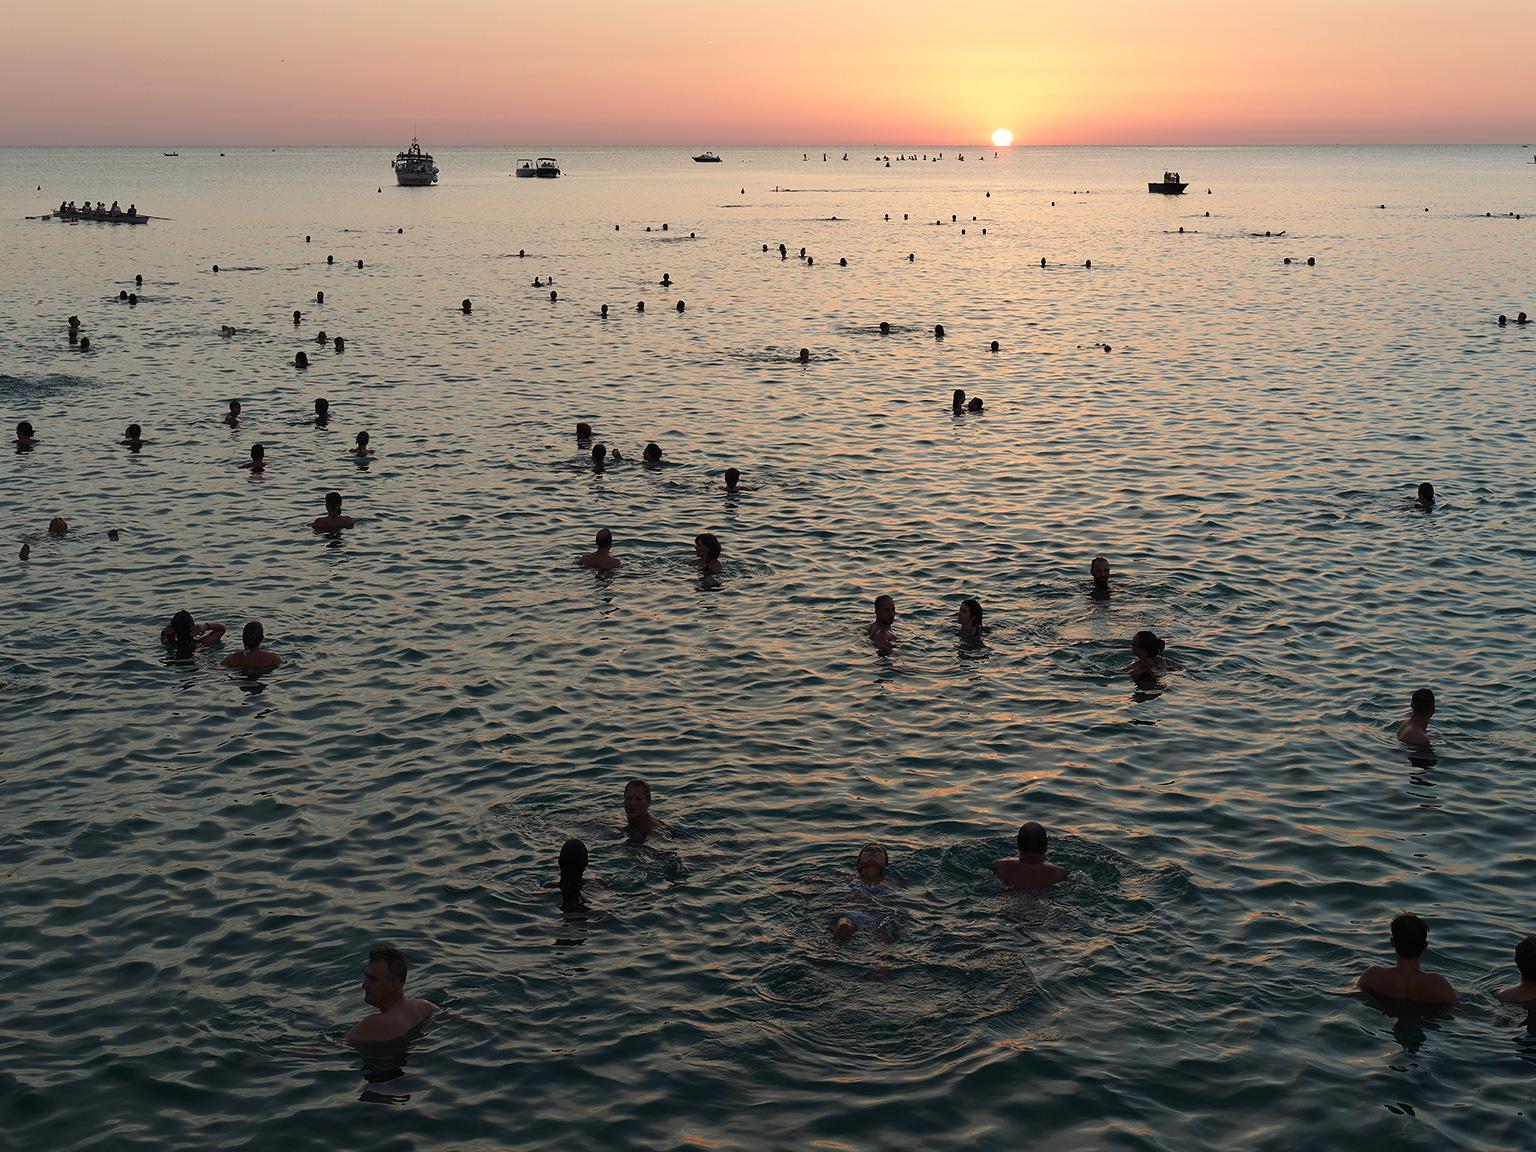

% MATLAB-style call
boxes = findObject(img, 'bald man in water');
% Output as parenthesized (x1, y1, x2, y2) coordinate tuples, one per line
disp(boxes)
(991, 823, 1069, 890)
(345, 945, 437, 1044)
(579, 528, 621, 570)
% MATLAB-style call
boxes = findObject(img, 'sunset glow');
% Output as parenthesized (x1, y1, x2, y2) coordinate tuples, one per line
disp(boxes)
(991, 129, 1014, 148)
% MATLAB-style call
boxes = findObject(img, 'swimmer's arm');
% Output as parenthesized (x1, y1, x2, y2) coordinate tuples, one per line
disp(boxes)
(1356, 966, 1386, 994)
(199, 623, 227, 646)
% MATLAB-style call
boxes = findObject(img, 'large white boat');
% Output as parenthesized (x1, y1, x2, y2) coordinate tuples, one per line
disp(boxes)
(393, 138, 439, 186)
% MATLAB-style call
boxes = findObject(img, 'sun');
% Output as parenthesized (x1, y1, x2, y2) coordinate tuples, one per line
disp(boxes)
(991, 128, 1013, 148)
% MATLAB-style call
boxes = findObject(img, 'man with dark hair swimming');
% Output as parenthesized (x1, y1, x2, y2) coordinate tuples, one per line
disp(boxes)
(991, 822, 1069, 890)
(1414, 482, 1435, 510)
(223, 621, 283, 670)
(1397, 688, 1435, 747)
(345, 946, 437, 1044)
(1090, 556, 1111, 600)
(1495, 936, 1536, 1004)
(313, 491, 355, 532)
(868, 594, 895, 650)
(580, 528, 621, 570)
(1357, 912, 1456, 1005)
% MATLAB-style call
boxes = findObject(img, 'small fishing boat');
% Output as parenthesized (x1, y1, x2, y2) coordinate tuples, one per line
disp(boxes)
(52, 208, 149, 225)
(693, 152, 723, 163)
(1149, 176, 1187, 194)
(393, 138, 439, 186)
(515, 158, 561, 178)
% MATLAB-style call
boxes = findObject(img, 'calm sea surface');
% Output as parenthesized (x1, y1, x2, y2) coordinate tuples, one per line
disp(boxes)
(1, 145, 1534, 1150)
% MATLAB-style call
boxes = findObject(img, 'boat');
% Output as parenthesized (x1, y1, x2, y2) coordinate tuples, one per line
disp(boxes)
(393, 138, 439, 186)
(163, 151, 178, 157)
(692, 152, 723, 163)
(52, 208, 148, 225)
(515, 158, 561, 178)
(1148, 173, 1187, 194)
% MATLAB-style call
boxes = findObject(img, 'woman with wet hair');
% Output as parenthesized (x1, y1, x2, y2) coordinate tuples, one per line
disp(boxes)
(1130, 629, 1180, 674)
(160, 610, 227, 651)
(694, 532, 722, 575)
(958, 598, 984, 640)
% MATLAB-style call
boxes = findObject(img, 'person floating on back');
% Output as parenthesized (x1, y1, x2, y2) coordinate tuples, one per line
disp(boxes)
(623, 778, 664, 843)
(868, 594, 895, 651)
(580, 528, 621, 571)
(991, 822, 1070, 891)
(832, 843, 899, 941)
(345, 946, 437, 1045)
(1397, 688, 1435, 747)
(313, 491, 354, 532)
(223, 620, 283, 670)
(1357, 912, 1457, 1005)
(161, 610, 226, 652)
(1495, 935, 1536, 1005)
(1090, 556, 1111, 600)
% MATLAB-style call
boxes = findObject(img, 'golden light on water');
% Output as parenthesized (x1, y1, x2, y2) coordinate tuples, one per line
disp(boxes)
(991, 128, 1014, 147)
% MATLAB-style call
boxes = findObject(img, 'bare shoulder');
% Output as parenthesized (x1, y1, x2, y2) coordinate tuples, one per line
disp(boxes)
(1356, 965, 1386, 992)
(1428, 973, 1457, 1003)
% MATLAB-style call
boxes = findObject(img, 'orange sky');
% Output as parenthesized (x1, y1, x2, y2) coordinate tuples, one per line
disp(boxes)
(4, 0, 1531, 144)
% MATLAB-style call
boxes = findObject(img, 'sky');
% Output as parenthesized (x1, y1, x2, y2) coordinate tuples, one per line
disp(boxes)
(3, 0, 1531, 145)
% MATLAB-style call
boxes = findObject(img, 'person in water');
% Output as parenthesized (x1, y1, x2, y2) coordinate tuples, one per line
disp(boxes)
(351, 431, 373, 456)
(991, 822, 1070, 890)
(958, 598, 984, 640)
(1090, 556, 1111, 600)
(549, 838, 602, 912)
(345, 946, 437, 1045)
(223, 401, 241, 427)
(576, 421, 593, 442)
(591, 442, 609, 469)
(313, 491, 354, 532)
(1357, 913, 1457, 1005)
(1129, 630, 1179, 674)
(694, 532, 722, 575)
(16, 421, 37, 448)
(246, 444, 265, 472)
(1415, 482, 1435, 509)
(223, 621, 283, 670)
(121, 423, 145, 449)
(623, 778, 663, 842)
(642, 442, 663, 465)
(831, 843, 898, 942)
(313, 398, 329, 426)
(1495, 936, 1536, 1005)
(723, 467, 741, 493)
(1397, 688, 1435, 747)
(966, 397, 983, 413)
(579, 528, 621, 571)
(952, 389, 966, 413)
(161, 610, 226, 651)
(868, 594, 895, 650)
(48, 517, 68, 537)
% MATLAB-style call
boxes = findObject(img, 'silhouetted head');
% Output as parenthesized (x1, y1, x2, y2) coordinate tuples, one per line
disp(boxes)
(1410, 688, 1435, 718)
(461, 299, 472, 313)
(600, 304, 609, 317)
(967, 397, 983, 412)
(1516, 935, 1536, 982)
(623, 778, 652, 821)
(1091, 556, 1110, 588)
(990, 340, 999, 352)
(241, 621, 265, 650)
(723, 467, 740, 492)
(294, 351, 309, 369)
(636, 301, 645, 312)
(228, 401, 241, 417)
(327, 254, 334, 265)
(559, 839, 589, 886)
(959, 598, 983, 635)
(48, 517, 67, 536)
(643, 442, 662, 463)
(798, 348, 810, 362)
(595, 528, 613, 550)
(355, 431, 369, 449)
(315, 330, 328, 344)
(676, 300, 685, 313)
(592, 442, 607, 466)
(119, 290, 128, 300)
(17, 421, 34, 441)
(1017, 822, 1048, 857)
(576, 422, 592, 440)
(293, 310, 302, 324)
(314, 398, 329, 418)
(879, 321, 890, 334)
(362, 945, 408, 1008)
(334, 337, 345, 352)
(694, 532, 722, 562)
(79, 338, 90, 351)
(873, 594, 895, 626)
(251, 443, 264, 460)
(952, 389, 966, 410)
(1417, 482, 1434, 507)
(124, 423, 141, 442)
(1390, 912, 1429, 959)
(168, 610, 194, 646)
(324, 491, 343, 515)
(1497, 314, 1506, 326)
(316, 291, 324, 303)
(1132, 630, 1165, 660)
(934, 324, 945, 339)
(857, 843, 889, 882)
(549, 290, 557, 302)
(1517, 312, 1529, 325)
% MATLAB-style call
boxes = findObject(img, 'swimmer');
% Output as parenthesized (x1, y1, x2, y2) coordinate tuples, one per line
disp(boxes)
(313, 398, 329, 426)
(1495, 936, 1536, 1004)
(868, 594, 895, 650)
(723, 467, 741, 493)
(1090, 555, 1111, 600)
(1519, 312, 1530, 325)
(642, 442, 663, 465)
(831, 843, 898, 941)
(952, 389, 966, 413)
(16, 420, 37, 447)
(245, 444, 265, 472)
(1130, 629, 1180, 673)
(623, 778, 663, 843)
(576, 422, 593, 442)
(334, 336, 345, 353)
(312, 491, 355, 532)
(120, 423, 144, 449)
(991, 822, 1069, 891)
(461, 299, 472, 314)
(798, 348, 810, 363)
(879, 321, 890, 335)
(48, 517, 68, 537)
(1498, 315, 1507, 326)
(694, 532, 722, 575)
(1357, 913, 1457, 1005)
(160, 610, 227, 651)
(223, 621, 283, 669)
(1414, 482, 1435, 509)
(958, 598, 984, 640)
(591, 442, 608, 469)
(350, 431, 373, 456)
(345, 946, 437, 1045)
(1397, 688, 1435, 747)
(579, 528, 621, 571)
(548, 838, 601, 912)
(966, 397, 983, 413)
(294, 351, 309, 369)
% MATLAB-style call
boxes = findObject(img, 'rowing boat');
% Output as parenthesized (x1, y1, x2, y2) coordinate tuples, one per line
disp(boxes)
(52, 210, 149, 225)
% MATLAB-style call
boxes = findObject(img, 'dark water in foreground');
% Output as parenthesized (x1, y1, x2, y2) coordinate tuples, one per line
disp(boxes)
(1, 145, 1534, 1150)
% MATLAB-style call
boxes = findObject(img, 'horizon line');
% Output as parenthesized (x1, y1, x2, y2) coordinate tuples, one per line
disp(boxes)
(4, 140, 1531, 150)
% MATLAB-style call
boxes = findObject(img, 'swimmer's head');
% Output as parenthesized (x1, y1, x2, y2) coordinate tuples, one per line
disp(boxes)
(17, 421, 34, 440)
(694, 532, 722, 562)
(724, 467, 740, 491)
(169, 610, 194, 645)
(1516, 935, 1536, 982)
(879, 321, 890, 334)
(362, 945, 408, 1007)
(1410, 688, 1435, 718)
(857, 843, 889, 882)
(1017, 822, 1048, 857)
(1132, 630, 1165, 660)
(324, 491, 343, 515)
(242, 620, 265, 650)
(1390, 912, 1429, 958)
(1417, 482, 1434, 506)
(355, 431, 369, 449)
(576, 422, 592, 440)
(559, 838, 589, 885)
(124, 423, 141, 441)
(1091, 556, 1110, 586)
(251, 443, 264, 460)
(873, 594, 895, 625)
(643, 442, 662, 463)
(798, 348, 810, 362)
(461, 299, 472, 313)
(959, 598, 983, 635)
(294, 351, 309, 369)
(967, 397, 983, 412)
(592, 442, 608, 465)
(623, 778, 652, 818)
(48, 517, 67, 536)
(315, 398, 329, 417)
(595, 528, 613, 550)
(952, 389, 966, 409)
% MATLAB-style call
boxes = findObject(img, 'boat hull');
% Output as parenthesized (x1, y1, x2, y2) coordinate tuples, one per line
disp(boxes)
(395, 170, 438, 186)
(693, 155, 722, 163)
(53, 212, 148, 225)
(1148, 182, 1188, 194)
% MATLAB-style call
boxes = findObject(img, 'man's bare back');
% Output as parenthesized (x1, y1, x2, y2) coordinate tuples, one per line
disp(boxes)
(1358, 963, 1456, 1005)
(991, 858, 1069, 891)
(346, 995, 436, 1044)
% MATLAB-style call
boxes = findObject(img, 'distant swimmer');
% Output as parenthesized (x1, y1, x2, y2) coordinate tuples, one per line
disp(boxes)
(345, 946, 437, 1045)
(990, 340, 999, 352)
(1519, 312, 1530, 325)
(576, 421, 593, 442)
(1414, 482, 1435, 509)
(966, 397, 983, 412)
(991, 822, 1069, 891)
(294, 351, 309, 369)
(879, 321, 890, 335)
(312, 491, 355, 532)
(1498, 315, 1508, 326)
(643, 442, 663, 465)
(579, 528, 621, 571)
(952, 389, 966, 413)
(592, 442, 609, 469)
(549, 838, 601, 912)
(831, 843, 900, 942)
(1090, 555, 1111, 600)
(351, 431, 373, 456)
(934, 324, 945, 339)
(16, 420, 37, 448)
(1357, 913, 1457, 1005)
(1130, 629, 1180, 674)
(223, 621, 283, 670)
(121, 423, 144, 449)
(694, 532, 722, 575)
(1397, 688, 1435, 747)
(461, 299, 472, 314)
(334, 336, 345, 352)
(1495, 936, 1536, 1004)
(868, 594, 895, 650)
(246, 444, 265, 472)
(314, 398, 329, 425)
(723, 467, 741, 493)
(623, 778, 663, 843)
(161, 610, 226, 651)
(958, 597, 984, 640)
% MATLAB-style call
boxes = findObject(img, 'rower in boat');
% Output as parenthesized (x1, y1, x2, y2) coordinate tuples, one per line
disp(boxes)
(110, 201, 121, 217)
(127, 204, 137, 218)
